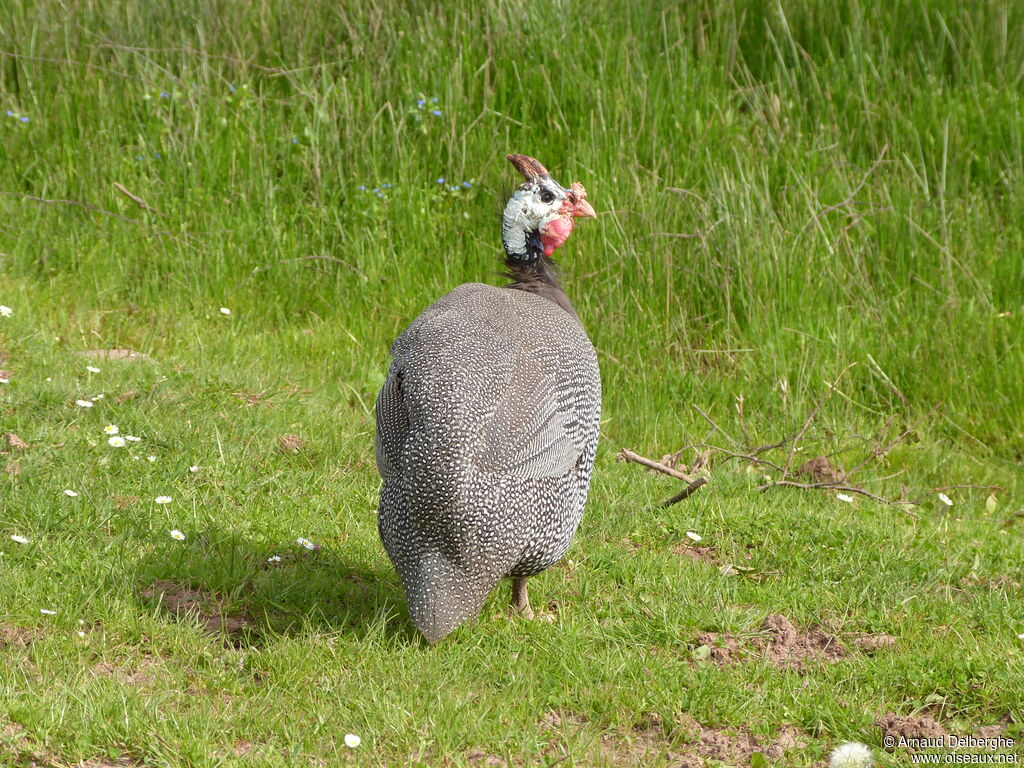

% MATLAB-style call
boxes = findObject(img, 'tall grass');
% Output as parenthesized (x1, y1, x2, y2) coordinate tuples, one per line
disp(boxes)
(2, 0, 1022, 454)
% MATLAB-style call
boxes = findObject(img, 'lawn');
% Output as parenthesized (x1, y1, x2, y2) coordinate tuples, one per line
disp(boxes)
(1, 0, 1022, 765)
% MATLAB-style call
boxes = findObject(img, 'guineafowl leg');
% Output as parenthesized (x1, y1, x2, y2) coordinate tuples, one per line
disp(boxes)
(511, 577, 534, 620)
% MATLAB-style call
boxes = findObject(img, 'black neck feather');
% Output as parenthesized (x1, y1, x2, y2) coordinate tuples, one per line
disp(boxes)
(502, 253, 578, 320)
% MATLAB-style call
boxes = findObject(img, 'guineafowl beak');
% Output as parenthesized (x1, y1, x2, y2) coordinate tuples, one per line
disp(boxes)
(567, 181, 596, 219)
(572, 198, 596, 219)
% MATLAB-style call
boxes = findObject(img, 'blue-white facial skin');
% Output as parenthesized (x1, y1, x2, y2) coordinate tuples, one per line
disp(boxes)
(501, 178, 570, 259)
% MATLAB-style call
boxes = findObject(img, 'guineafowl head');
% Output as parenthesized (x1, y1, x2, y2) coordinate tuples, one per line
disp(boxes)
(502, 154, 596, 262)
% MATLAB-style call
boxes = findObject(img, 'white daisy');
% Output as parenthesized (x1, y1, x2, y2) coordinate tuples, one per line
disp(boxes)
(0, 305, 13, 318)
(0, 378, 8, 385)
(836, 493, 855, 503)
(10, 534, 29, 544)
(75, 399, 94, 408)
(937, 492, 953, 506)
(63, 489, 79, 497)
(154, 495, 172, 504)
(267, 555, 282, 563)
(296, 537, 316, 550)
(91, 394, 104, 400)
(829, 741, 873, 768)
(125, 435, 141, 442)
(39, 609, 57, 615)
(685, 531, 702, 542)
(189, 465, 200, 472)
(344, 734, 361, 748)
(147, 455, 157, 462)
(45, 377, 52, 381)
(103, 425, 119, 435)
(1017, 633, 1024, 640)
(86, 365, 100, 373)
(77, 631, 86, 638)
(219, 307, 232, 315)
(169, 529, 185, 541)
(108, 436, 126, 447)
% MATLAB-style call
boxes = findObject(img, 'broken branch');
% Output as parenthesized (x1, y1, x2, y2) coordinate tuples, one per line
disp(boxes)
(618, 449, 697, 483)
(759, 480, 901, 506)
(660, 477, 709, 508)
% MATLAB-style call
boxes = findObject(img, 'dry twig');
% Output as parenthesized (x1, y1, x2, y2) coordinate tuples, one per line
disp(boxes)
(618, 449, 697, 484)
(113, 182, 162, 214)
(758, 480, 895, 505)
(660, 478, 709, 508)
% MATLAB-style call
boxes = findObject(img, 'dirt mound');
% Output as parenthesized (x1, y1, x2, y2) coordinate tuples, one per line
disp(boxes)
(695, 614, 846, 668)
(603, 716, 807, 767)
(531, 710, 807, 767)
(876, 713, 946, 742)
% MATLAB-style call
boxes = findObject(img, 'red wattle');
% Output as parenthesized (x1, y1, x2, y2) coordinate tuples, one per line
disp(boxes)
(539, 217, 575, 256)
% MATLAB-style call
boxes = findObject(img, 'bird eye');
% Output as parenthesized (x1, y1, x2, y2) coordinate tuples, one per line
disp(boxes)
(539, 190, 555, 204)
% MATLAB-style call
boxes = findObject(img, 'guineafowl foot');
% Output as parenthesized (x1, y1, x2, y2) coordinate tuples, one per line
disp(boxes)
(511, 577, 534, 620)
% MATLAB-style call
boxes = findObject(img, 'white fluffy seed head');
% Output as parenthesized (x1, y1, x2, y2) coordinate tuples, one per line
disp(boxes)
(830, 741, 873, 768)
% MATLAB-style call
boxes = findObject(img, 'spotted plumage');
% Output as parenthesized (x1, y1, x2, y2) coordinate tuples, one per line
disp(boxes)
(375, 154, 599, 643)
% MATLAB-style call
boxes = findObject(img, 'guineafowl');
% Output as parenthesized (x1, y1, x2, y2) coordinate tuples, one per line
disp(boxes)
(375, 153, 600, 643)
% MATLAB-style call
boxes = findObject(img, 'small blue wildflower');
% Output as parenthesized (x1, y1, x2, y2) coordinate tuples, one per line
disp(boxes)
(292, 137, 298, 144)
(416, 99, 425, 107)
(431, 109, 442, 117)
(462, 181, 472, 188)
(359, 185, 367, 191)
(376, 191, 384, 199)
(431, 97, 439, 103)
(448, 185, 457, 192)
(160, 91, 170, 99)
(19, 116, 29, 123)
(154, 152, 161, 159)
(5, 110, 13, 117)
(436, 177, 445, 184)
(372, 188, 379, 193)
(382, 183, 392, 189)
(229, 85, 236, 93)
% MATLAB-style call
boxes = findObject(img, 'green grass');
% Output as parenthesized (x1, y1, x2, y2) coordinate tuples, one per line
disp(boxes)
(1, 0, 1023, 765)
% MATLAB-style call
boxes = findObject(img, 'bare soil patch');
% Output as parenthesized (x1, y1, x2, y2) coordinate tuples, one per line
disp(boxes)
(852, 633, 898, 653)
(875, 713, 946, 742)
(531, 710, 808, 767)
(694, 614, 846, 668)
(0, 623, 36, 648)
(277, 433, 306, 453)
(3, 432, 28, 451)
(140, 580, 253, 645)
(466, 749, 514, 766)
(90, 659, 157, 687)
(797, 455, 846, 483)
(671, 543, 719, 563)
(600, 716, 807, 767)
